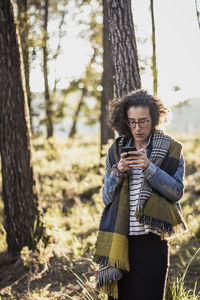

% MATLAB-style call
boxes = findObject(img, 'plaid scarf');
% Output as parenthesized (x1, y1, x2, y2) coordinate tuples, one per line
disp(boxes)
(93, 130, 188, 299)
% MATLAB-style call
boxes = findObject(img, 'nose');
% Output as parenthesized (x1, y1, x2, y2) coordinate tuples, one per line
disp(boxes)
(135, 123, 141, 130)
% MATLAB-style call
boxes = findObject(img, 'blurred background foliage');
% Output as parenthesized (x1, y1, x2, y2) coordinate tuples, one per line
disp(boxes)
(14, 0, 200, 140)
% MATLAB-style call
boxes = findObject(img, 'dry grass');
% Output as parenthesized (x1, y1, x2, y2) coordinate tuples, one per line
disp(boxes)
(0, 134, 199, 299)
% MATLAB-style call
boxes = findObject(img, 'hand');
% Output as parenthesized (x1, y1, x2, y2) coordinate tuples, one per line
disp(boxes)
(128, 148, 150, 171)
(117, 151, 137, 173)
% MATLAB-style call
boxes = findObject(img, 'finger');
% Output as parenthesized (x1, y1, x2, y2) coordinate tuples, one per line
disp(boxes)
(136, 151, 144, 157)
(127, 151, 139, 155)
(118, 165, 130, 172)
(121, 152, 128, 158)
(119, 160, 131, 168)
(129, 163, 145, 168)
(124, 167, 131, 171)
(126, 159, 141, 164)
(130, 162, 144, 167)
(138, 148, 146, 154)
(128, 160, 144, 165)
(126, 156, 138, 161)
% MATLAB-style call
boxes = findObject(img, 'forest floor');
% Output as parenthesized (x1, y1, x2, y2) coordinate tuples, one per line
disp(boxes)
(0, 135, 200, 299)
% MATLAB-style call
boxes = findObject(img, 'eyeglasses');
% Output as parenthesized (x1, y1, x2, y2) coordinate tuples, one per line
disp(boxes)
(127, 119, 150, 128)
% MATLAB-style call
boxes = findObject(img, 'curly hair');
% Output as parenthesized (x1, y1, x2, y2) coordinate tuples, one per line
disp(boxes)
(107, 89, 169, 137)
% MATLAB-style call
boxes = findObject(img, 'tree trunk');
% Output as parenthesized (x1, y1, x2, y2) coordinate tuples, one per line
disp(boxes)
(150, 0, 158, 95)
(106, 0, 141, 98)
(0, 0, 41, 253)
(69, 88, 87, 138)
(16, 0, 33, 132)
(100, 0, 115, 149)
(43, 0, 53, 138)
(195, 0, 200, 30)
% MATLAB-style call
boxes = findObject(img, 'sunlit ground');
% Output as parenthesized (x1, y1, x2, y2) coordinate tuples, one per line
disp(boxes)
(0, 134, 199, 299)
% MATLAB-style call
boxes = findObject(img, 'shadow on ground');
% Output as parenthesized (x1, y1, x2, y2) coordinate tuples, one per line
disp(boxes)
(0, 252, 96, 300)
(0, 251, 29, 290)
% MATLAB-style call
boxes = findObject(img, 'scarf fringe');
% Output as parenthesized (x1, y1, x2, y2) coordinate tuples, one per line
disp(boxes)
(96, 267, 123, 288)
(167, 222, 188, 238)
(138, 214, 174, 234)
(138, 214, 188, 238)
(99, 281, 118, 299)
(93, 254, 129, 271)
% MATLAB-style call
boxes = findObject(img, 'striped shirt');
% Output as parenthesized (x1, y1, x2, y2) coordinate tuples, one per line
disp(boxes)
(129, 167, 161, 236)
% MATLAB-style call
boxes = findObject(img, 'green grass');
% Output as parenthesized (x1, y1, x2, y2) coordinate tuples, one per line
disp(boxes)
(166, 247, 200, 300)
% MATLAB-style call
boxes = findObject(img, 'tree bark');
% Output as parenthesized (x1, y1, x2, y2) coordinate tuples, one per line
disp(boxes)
(150, 0, 158, 95)
(106, 0, 141, 98)
(43, 0, 53, 138)
(100, 0, 115, 149)
(16, 0, 33, 132)
(0, 0, 41, 253)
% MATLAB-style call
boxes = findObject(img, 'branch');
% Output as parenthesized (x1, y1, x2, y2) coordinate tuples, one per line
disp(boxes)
(195, 0, 200, 30)
(52, 9, 66, 61)
(52, 8, 67, 94)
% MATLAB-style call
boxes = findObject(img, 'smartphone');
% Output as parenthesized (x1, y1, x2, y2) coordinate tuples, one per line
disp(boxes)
(122, 146, 137, 157)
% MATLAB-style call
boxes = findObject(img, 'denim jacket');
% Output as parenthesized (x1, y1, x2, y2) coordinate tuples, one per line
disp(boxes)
(102, 138, 184, 213)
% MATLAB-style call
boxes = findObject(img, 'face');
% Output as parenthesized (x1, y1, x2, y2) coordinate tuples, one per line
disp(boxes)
(127, 106, 152, 146)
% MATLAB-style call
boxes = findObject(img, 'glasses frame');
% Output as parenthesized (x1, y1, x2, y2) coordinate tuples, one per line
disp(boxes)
(127, 119, 150, 129)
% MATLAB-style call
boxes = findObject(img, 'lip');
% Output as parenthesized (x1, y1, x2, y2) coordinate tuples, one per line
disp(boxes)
(135, 134, 143, 137)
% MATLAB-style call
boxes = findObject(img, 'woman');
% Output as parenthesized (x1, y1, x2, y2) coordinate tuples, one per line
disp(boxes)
(94, 89, 187, 300)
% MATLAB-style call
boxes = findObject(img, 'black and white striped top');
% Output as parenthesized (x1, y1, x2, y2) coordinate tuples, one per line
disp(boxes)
(129, 167, 161, 236)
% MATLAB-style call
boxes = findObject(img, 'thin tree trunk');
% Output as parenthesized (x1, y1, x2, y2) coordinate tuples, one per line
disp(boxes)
(52, 9, 66, 61)
(43, 0, 53, 138)
(51, 8, 66, 92)
(69, 88, 87, 138)
(106, 0, 141, 98)
(49, 8, 66, 117)
(150, 0, 158, 95)
(0, 0, 41, 253)
(100, 0, 114, 149)
(16, 0, 33, 132)
(195, 0, 200, 29)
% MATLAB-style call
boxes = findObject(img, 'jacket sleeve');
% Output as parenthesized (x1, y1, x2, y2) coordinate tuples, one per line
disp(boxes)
(143, 155, 185, 202)
(102, 156, 123, 206)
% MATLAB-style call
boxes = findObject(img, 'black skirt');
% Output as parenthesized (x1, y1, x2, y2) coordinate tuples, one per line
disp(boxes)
(108, 232, 169, 300)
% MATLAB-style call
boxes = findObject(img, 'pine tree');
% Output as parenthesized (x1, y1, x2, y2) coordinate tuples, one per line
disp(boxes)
(0, 0, 42, 253)
(106, 0, 141, 97)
